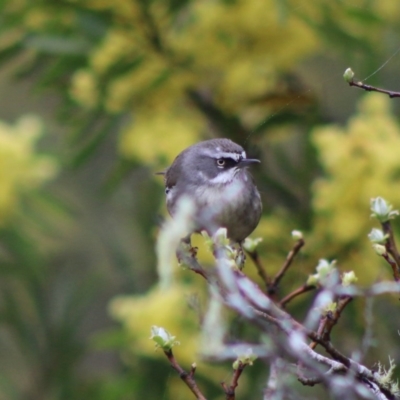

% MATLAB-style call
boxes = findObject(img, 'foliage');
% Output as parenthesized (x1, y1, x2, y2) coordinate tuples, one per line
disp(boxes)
(0, 115, 57, 224)
(1, 0, 400, 399)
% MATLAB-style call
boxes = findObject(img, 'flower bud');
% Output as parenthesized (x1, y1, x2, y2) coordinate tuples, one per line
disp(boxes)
(212, 227, 230, 247)
(342, 271, 358, 286)
(370, 197, 399, 222)
(307, 259, 337, 287)
(343, 68, 355, 83)
(150, 326, 179, 351)
(291, 230, 303, 240)
(321, 301, 337, 316)
(306, 273, 319, 286)
(372, 244, 387, 256)
(242, 237, 263, 253)
(233, 348, 257, 369)
(368, 228, 388, 244)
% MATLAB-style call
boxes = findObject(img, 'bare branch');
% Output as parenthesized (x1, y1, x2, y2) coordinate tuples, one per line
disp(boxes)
(246, 248, 270, 289)
(279, 284, 315, 307)
(382, 221, 400, 281)
(164, 350, 208, 400)
(269, 238, 305, 295)
(347, 78, 400, 98)
(221, 362, 247, 400)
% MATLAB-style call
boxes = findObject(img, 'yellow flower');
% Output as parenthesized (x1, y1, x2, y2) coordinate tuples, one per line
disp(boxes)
(70, 69, 99, 109)
(0, 115, 58, 224)
(310, 93, 400, 281)
(119, 106, 204, 165)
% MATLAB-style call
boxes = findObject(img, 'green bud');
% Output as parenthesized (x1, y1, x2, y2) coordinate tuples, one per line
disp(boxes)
(233, 348, 257, 369)
(150, 326, 179, 351)
(232, 359, 240, 370)
(242, 237, 263, 253)
(370, 197, 399, 223)
(316, 259, 336, 276)
(342, 271, 358, 286)
(343, 68, 355, 83)
(307, 259, 337, 287)
(213, 227, 230, 247)
(321, 301, 337, 316)
(291, 230, 303, 240)
(201, 230, 214, 252)
(372, 243, 387, 256)
(306, 273, 319, 286)
(368, 228, 388, 244)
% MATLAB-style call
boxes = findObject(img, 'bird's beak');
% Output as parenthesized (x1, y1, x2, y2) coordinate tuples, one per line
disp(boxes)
(237, 158, 260, 169)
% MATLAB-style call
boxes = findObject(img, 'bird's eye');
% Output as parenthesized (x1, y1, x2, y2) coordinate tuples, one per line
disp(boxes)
(217, 159, 225, 167)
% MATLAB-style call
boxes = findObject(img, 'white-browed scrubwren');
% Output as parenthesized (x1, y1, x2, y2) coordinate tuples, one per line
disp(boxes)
(161, 138, 262, 243)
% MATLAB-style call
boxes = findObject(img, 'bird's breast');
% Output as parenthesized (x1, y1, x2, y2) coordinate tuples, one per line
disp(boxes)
(192, 177, 262, 241)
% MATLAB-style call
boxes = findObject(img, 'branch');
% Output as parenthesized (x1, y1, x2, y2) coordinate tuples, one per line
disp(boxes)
(381, 252, 400, 282)
(229, 269, 397, 399)
(177, 235, 400, 399)
(164, 350, 207, 400)
(279, 284, 315, 307)
(349, 81, 400, 98)
(246, 249, 270, 289)
(176, 242, 212, 283)
(221, 362, 247, 400)
(382, 221, 400, 280)
(309, 296, 353, 349)
(248, 237, 305, 296)
(269, 238, 305, 294)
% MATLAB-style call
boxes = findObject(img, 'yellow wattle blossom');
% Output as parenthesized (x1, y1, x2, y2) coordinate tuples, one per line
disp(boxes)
(119, 107, 204, 165)
(0, 115, 58, 224)
(68, 0, 320, 154)
(109, 283, 201, 362)
(70, 69, 99, 109)
(309, 93, 400, 281)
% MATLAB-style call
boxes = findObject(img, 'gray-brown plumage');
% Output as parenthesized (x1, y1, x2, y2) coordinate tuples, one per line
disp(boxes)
(162, 138, 262, 242)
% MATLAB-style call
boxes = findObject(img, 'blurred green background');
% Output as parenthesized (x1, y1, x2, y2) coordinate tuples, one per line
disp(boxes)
(1, 0, 400, 399)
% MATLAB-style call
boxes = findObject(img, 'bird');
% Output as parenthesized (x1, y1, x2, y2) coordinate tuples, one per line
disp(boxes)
(161, 138, 262, 243)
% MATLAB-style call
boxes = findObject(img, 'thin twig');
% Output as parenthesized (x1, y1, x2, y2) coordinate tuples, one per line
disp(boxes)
(252, 306, 395, 399)
(246, 249, 270, 289)
(309, 296, 353, 349)
(381, 253, 400, 282)
(177, 244, 211, 282)
(382, 221, 400, 280)
(322, 296, 353, 341)
(297, 373, 321, 386)
(268, 238, 305, 296)
(221, 362, 247, 400)
(164, 350, 207, 400)
(279, 284, 315, 307)
(348, 79, 400, 98)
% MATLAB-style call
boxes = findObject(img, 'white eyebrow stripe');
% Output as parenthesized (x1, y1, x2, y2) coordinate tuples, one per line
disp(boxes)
(201, 150, 245, 161)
